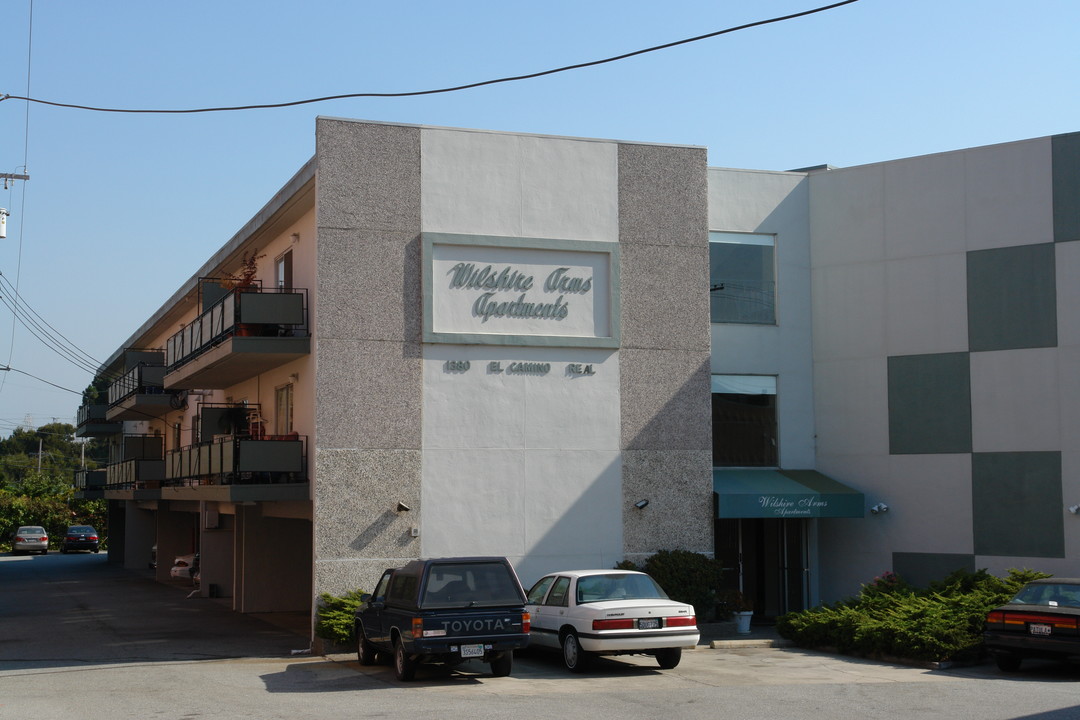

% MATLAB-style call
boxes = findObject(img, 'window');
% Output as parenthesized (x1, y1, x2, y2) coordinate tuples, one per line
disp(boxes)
(274, 384, 293, 436)
(712, 375, 777, 467)
(545, 576, 571, 607)
(275, 250, 293, 290)
(709, 232, 776, 325)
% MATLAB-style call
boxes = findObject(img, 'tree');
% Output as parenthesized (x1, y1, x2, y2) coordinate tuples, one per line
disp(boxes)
(0, 426, 109, 547)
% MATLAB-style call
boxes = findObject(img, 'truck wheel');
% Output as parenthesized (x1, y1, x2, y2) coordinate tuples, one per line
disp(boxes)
(394, 638, 416, 681)
(994, 653, 1022, 672)
(561, 631, 591, 673)
(490, 651, 513, 677)
(655, 647, 682, 669)
(356, 626, 378, 666)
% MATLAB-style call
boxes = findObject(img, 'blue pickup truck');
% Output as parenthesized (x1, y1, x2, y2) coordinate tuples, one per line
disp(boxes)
(354, 556, 531, 680)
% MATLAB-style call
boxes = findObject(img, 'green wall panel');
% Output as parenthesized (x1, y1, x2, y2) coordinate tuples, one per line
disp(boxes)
(888, 352, 972, 454)
(967, 244, 1057, 352)
(972, 451, 1063, 558)
(1053, 132, 1080, 243)
(892, 552, 975, 588)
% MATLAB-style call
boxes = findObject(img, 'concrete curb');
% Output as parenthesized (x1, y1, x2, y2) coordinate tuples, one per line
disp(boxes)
(708, 638, 795, 649)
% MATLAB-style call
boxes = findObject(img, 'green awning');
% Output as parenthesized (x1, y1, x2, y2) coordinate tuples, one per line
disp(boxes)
(713, 469, 865, 519)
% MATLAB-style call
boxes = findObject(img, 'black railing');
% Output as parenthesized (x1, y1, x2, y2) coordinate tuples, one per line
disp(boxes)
(165, 287, 309, 373)
(164, 434, 307, 487)
(107, 363, 166, 406)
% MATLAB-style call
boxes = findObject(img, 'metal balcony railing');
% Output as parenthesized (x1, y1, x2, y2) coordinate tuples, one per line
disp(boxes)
(165, 287, 309, 372)
(107, 363, 167, 406)
(164, 433, 307, 487)
(105, 434, 166, 490)
(74, 469, 106, 490)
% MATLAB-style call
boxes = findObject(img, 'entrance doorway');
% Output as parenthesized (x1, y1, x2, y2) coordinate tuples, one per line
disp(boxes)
(715, 517, 808, 621)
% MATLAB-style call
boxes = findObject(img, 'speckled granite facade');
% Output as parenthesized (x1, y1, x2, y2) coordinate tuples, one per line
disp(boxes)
(617, 142, 713, 557)
(314, 119, 424, 596)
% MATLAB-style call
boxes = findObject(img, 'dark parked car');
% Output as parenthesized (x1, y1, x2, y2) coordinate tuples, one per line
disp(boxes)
(12, 525, 48, 555)
(354, 556, 531, 681)
(60, 525, 100, 553)
(984, 577, 1080, 671)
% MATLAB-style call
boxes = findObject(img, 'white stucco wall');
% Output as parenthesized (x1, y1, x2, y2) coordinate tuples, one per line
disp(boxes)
(419, 128, 622, 585)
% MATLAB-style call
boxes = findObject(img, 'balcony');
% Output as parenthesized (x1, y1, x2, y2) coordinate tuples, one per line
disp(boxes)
(163, 434, 308, 503)
(103, 434, 165, 500)
(73, 469, 106, 499)
(164, 287, 310, 389)
(106, 363, 176, 421)
(75, 404, 122, 438)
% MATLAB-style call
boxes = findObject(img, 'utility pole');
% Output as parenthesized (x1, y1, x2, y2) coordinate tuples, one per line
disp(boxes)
(0, 172, 31, 239)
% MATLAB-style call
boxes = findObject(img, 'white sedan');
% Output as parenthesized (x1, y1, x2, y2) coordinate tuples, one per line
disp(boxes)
(525, 569, 699, 672)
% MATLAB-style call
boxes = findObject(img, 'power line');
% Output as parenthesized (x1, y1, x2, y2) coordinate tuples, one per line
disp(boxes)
(0, 365, 82, 394)
(0, 279, 103, 376)
(0, 0, 860, 114)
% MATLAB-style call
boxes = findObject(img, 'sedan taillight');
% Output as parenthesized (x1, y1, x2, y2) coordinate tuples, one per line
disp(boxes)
(592, 618, 635, 631)
(665, 615, 697, 628)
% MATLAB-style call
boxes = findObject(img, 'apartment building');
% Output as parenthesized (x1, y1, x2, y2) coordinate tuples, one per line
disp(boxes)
(75, 118, 1080, 639)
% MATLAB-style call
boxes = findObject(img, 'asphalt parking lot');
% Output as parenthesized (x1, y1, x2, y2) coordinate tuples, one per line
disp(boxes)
(3, 552, 1080, 720)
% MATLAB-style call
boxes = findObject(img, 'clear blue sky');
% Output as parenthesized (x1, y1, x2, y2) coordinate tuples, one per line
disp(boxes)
(0, 0, 1077, 433)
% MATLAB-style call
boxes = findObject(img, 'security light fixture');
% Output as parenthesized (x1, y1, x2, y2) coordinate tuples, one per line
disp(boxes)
(870, 502, 889, 515)
(1069, 504, 1080, 515)
(634, 499, 649, 509)
(396, 502, 411, 512)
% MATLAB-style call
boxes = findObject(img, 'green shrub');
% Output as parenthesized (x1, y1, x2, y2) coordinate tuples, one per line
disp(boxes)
(314, 589, 367, 645)
(776, 567, 1051, 662)
(638, 549, 724, 619)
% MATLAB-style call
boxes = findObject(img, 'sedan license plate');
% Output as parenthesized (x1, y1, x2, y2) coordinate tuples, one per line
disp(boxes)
(638, 618, 660, 630)
(1029, 623, 1052, 636)
(460, 644, 485, 658)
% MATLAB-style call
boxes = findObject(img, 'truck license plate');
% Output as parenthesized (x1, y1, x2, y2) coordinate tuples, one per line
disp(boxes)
(1029, 623, 1052, 636)
(460, 644, 485, 658)
(638, 618, 660, 630)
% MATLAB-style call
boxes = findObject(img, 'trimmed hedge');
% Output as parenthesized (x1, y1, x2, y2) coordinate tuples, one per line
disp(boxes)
(619, 549, 724, 619)
(776, 568, 1049, 662)
(314, 589, 367, 645)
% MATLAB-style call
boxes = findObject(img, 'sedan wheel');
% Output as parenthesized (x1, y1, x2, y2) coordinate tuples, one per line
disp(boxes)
(561, 631, 591, 673)
(655, 647, 682, 669)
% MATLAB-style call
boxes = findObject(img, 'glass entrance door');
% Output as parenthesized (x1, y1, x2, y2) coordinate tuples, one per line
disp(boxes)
(715, 517, 808, 620)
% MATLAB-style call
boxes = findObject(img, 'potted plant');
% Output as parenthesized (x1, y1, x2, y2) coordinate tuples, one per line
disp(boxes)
(221, 249, 265, 335)
(718, 589, 755, 634)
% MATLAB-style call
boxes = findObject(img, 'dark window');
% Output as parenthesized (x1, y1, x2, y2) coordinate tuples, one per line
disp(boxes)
(710, 232, 776, 325)
(275, 250, 293, 290)
(372, 571, 392, 602)
(712, 375, 777, 467)
(387, 574, 418, 605)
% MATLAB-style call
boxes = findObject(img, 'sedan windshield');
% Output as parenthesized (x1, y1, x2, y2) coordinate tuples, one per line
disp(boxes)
(1009, 583, 1080, 608)
(576, 573, 670, 604)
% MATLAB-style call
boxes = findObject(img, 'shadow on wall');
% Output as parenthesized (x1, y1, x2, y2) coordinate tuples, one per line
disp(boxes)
(351, 508, 414, 552)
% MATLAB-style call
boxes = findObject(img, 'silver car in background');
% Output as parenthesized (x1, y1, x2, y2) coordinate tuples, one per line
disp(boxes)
(12, 526, 49, 555)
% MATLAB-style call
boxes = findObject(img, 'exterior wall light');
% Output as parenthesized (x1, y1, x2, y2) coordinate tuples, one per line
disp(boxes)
(1069, 505, 1080, 515)
(397, 502, 411, 512)
(870, 502, 889, 515)
(634, 499, 649, 509)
